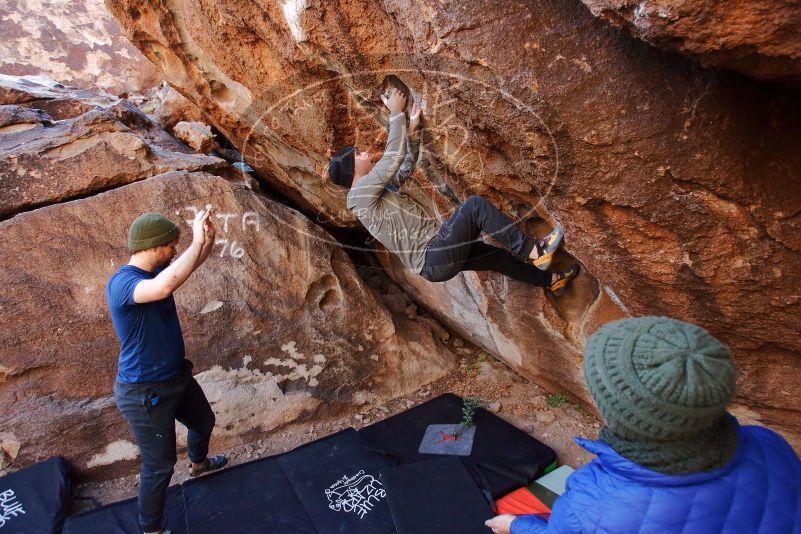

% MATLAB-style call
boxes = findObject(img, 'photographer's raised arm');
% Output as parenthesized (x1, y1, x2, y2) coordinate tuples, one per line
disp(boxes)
(133, 209, 213, 303)
(194, 212, 217, 269)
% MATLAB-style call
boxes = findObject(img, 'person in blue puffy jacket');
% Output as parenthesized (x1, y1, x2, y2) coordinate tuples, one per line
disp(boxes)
(486, 316, 801, 534)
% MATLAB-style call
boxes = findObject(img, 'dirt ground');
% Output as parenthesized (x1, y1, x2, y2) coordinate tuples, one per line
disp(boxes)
(71, 345, 599, 513)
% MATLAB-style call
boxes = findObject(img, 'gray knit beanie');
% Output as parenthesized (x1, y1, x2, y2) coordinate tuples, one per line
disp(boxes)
(584, 316, 735, 442)
(128, 212, 180, 252)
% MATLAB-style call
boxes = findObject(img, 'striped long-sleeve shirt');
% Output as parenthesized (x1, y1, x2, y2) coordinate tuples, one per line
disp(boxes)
(346, 112, 439, 273)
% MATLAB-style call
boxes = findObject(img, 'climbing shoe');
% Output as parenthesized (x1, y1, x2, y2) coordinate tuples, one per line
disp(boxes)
(530, 224, 564, 271)
(548, 263, 580, 296)
(189, 454, 228, 477)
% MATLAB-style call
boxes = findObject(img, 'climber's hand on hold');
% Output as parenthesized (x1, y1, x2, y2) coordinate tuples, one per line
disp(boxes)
(381, 87, 407, 114)
(409, 102, 423, 139)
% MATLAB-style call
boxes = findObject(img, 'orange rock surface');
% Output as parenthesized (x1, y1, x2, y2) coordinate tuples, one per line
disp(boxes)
(104, 0, 801, 451)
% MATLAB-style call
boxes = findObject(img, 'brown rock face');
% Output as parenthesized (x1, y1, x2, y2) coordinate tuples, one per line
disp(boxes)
(132, 82, 206, 130)
(0, 0, 160, 95)
(173, 120, 216, 153)
(0, 80, 456, 478)
(105, 0, 801, 450)
(0, 74, 119, 119)
(1, 171, 455, 477)
(0, 76, 225, 218)
(579, 0, 801, 86)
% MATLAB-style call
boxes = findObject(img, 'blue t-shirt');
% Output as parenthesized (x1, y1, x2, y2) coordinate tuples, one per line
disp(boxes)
(106, 265, 185, 383)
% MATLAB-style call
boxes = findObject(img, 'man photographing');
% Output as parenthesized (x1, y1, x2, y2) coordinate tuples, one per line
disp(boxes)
(331, 86, 578, 294)
(106, 209, 228, 534)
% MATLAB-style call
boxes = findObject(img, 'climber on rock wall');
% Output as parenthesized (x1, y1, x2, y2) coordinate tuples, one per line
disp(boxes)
(330, 86, 579, 295)
(105, 210, 229, 534)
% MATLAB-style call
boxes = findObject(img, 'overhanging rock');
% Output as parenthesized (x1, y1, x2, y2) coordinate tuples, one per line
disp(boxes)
(106, 0, 801, 449)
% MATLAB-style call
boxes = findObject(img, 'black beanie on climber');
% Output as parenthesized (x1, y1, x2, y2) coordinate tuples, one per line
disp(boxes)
(329, 146, 356, 188)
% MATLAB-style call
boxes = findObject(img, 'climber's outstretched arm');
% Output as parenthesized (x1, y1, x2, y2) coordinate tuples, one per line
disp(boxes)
(392, 103, 423, 189)
(349, 90, 408, 209)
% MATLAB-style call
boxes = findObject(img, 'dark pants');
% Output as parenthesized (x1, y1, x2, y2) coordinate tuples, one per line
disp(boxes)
(114, 361, 215, 533)
(420, 195, 548, 286)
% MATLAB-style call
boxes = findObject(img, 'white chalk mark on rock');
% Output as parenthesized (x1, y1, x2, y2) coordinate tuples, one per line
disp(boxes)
(183, 365, 320, 444)
(262, 342, 327, 387)
(216, 212, 236, 232)
(86, 440, 139, 468)
(200, 300, 224, 314)
(283, 0, 307, 42)
(604, 285, 631, 315)
(281, 341, 303, 361)
(242, 211, 260, 232)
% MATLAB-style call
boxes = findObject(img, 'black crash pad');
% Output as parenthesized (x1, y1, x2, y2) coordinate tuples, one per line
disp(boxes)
(382, 456, 494, 534)
(182, 456, 315, 534)
(62, 485, 187, 534)
(277, 428, 394, 534)
(359, 393, 556, 498)
(62, 396, 554, 533)
(63, 430, 393, 534)
(0, 456, 70, 534)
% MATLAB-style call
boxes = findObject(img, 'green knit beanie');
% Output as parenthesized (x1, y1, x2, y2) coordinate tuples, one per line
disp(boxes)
(584, 316, 735, 442)
(127, 212, 180, 252)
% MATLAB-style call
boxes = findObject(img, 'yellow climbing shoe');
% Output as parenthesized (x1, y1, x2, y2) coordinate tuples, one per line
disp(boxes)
(548, 263, 580, 296)
(531, 224, 564, 271)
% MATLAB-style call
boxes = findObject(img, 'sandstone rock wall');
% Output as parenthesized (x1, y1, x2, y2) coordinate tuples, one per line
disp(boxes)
(0, 0, 160, 95)
(0, 78, 456, 477)
(105, 0, 801, 450)
(0, 77, 225, 218)
(579, 0, 801, 86)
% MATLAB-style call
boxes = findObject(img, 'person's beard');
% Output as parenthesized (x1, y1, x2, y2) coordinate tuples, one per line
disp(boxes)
(157, 254, 175, 268)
